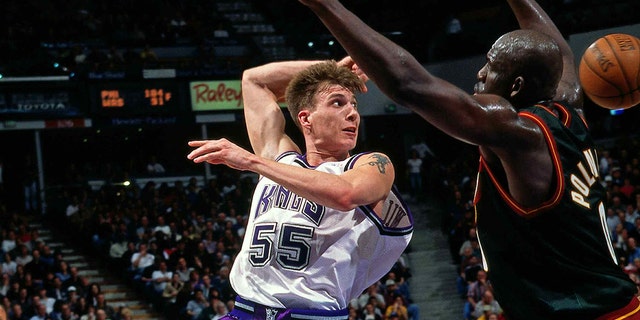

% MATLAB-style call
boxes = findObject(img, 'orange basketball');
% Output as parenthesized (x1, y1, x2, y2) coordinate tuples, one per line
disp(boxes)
(578, 33, 640, 110)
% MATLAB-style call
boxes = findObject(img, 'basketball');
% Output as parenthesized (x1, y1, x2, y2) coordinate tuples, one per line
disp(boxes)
(578, 33, 640, 110)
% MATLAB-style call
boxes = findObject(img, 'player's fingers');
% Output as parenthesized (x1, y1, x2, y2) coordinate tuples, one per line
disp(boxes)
(187, 140, 207, 146)
(187, 144, 215, 160)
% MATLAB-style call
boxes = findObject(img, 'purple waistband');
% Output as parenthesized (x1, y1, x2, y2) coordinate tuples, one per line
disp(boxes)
(230, 296, 349, 320)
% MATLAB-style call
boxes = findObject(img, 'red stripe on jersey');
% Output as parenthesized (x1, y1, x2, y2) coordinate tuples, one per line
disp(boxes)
(476, 111, 564, 217)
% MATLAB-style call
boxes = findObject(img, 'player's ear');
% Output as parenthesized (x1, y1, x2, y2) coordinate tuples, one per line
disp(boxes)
(510, 76, 523, 99)
(299, 110, 311, 126)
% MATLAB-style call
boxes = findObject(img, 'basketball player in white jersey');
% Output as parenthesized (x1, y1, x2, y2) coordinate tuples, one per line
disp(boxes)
(187, 57, 414, 320)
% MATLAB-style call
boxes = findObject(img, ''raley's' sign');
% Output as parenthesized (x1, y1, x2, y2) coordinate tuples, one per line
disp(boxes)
(190, 80, 243, 111)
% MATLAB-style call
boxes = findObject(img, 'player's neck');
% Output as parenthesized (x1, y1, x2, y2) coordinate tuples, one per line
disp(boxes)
(305, 150, 349, 166)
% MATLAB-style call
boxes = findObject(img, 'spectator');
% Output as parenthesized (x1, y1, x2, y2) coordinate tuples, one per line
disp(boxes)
(66, 287, 80, 313)
(54, 261, 72, 284)
(198, 296, 227, 320)
(355, 284, 386, 312)
(185, 270, 201, 295)
(47, 277, 68, 303)
(50, 302, 76, 320)
(465, 270, 492, 320)
(625, 204, 640, 226)
(15, 246, 33, 267)
(146, 156, 166, 176)
(116, 307, 132, 320)
(383, 295, 408, 320)
(10, 303, 28, 320)
(93, 294, 114, 319)
(65, 196, 81, 218)
(457, 246, 478, 296)
(406, 150, 423, 201)
(24, 250, 49, 286)
(173, 257, 193, 284)
(62, 267, 84, 296)
(196, 274, 214, 302)
(79, 305, 95, 320)
(462, 256, 483, 285)
(151, 261, 172, 295)
(0, 274, 10, 297)
(162, 273, 184, 320)
(185, 288, 208, 320)
(628, 237, 640, 264)
(94, 309, 108, 320)
(210, 266, 232, 302)
(152, 215, 171, 239)
(130, 243, 154, 280)
(470, 291, 502, 320)
(360, 302, 383, 320)
(29, 302, 48, 320)
(409, 138, 435, 161)
(3, 253, 18, 276)
(2, 230, 18, 254)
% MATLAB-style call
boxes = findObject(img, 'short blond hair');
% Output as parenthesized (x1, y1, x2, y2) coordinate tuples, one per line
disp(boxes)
(285, 60, 364, 130)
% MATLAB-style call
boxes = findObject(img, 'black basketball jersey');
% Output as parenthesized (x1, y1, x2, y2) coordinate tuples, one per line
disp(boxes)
(474, 102, 637, 320)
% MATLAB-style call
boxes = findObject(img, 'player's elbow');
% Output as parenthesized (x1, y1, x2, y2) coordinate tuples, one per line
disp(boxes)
(241, 68, 258, 85)
(332, 195, 357, 212)
(330, 189, 361, 212)
(332, 187, 386, 212)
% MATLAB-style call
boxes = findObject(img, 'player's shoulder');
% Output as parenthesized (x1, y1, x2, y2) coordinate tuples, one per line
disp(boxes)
(351, 151, 394, 167)
(349, 152, 396, 178)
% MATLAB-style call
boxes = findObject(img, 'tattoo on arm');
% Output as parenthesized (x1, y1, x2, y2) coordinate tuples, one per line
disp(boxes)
(364, 154, 390, 174)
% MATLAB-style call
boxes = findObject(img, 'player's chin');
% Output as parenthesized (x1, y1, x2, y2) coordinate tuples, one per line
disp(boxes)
(473, 82, 484, 95)
(347, 139, 358, 150)
(338, 137, 357, 150)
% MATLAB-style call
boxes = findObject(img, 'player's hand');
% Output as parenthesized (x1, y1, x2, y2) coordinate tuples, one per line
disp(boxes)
(187, 138, 255, 171)
(337, 56, 369, 92)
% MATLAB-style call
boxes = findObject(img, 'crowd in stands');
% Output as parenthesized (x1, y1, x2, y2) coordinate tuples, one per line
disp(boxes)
(0, 208, 137, 320)
(0, 0, 249, 78)
(3, 0, 639, 78)
(441, 135, 640, 320)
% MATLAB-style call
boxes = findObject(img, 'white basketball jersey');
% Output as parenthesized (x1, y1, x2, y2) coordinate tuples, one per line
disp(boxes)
(230, 151, 414, 310)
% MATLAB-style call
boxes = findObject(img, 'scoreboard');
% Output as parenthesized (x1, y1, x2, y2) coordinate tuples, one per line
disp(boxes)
(90, 81, 185, 116)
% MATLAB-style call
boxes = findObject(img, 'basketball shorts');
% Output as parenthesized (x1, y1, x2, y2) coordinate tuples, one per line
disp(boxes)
(220, 296, 349, 320)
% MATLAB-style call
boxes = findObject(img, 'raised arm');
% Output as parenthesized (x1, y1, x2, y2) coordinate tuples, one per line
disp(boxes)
(507, 0, 583, 109)
(298, 0, 514, 147)
(241, 60, 321, 160)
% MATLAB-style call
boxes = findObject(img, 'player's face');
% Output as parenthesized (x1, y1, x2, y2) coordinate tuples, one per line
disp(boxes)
(475, 38, 514, 98)
(307, 84, 360, 152)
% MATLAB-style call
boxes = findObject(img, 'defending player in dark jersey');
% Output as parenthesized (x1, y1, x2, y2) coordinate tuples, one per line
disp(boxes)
(299, 0, 640, 318)
(476, 101, 637, 319)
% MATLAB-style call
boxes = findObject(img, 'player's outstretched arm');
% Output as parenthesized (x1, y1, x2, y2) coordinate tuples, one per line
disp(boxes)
(187, 139, 393, 210)
(298, 0, 510, 147)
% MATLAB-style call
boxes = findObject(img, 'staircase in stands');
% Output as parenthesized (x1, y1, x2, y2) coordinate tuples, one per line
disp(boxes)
(32, 221, 164, 320)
